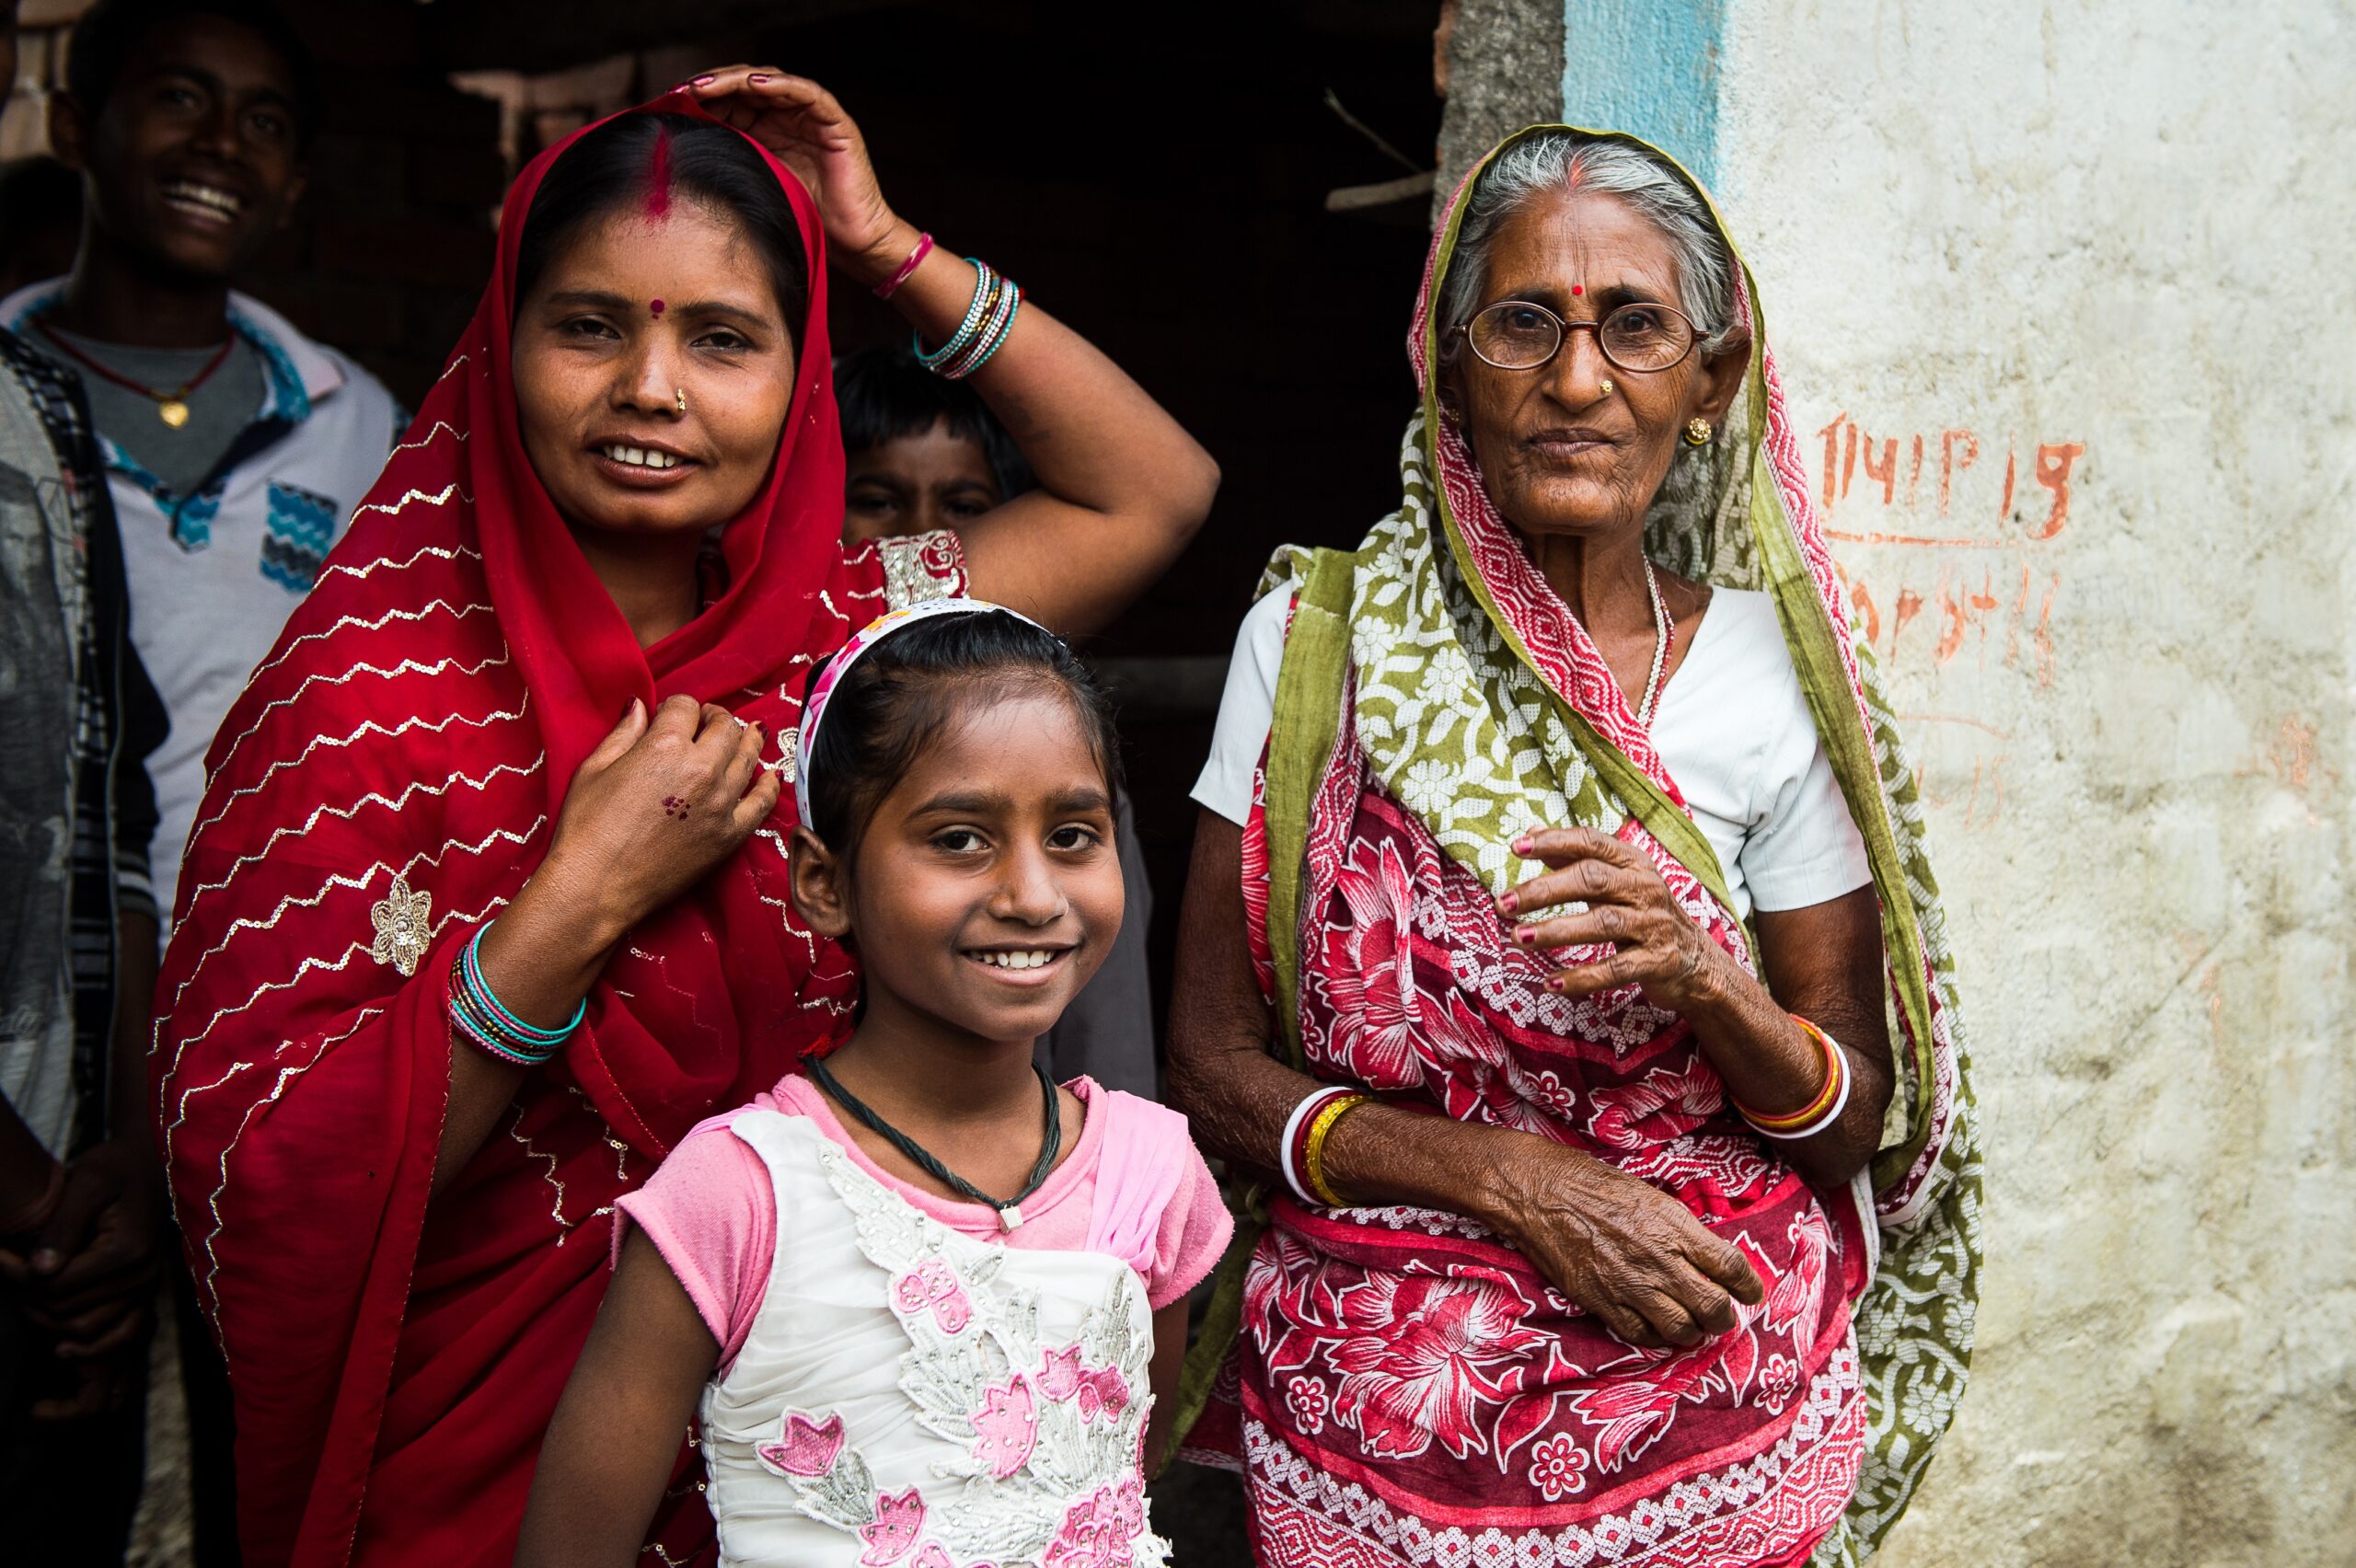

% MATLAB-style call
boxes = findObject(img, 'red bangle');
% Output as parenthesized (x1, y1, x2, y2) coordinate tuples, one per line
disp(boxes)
(873, 231, 934, 299)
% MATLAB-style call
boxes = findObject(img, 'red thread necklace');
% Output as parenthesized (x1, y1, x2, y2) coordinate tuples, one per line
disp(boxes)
(38, 319, 237, 429)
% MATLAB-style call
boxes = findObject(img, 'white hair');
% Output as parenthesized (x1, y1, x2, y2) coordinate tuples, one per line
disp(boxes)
(1438, 133, 1738, 357)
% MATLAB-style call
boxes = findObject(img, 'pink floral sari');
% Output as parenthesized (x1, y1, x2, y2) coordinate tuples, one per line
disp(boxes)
(1174, 126, 1981, 1568)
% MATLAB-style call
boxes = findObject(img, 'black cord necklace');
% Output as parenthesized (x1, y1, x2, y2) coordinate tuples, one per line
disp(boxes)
(806, 1055, 1063, 1231)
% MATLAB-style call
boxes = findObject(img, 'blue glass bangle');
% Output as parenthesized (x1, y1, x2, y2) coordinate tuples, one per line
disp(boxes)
(445, 941, 566, 1070)
(450, 997, 558, 1066)
(914, 259, 991, 367)
(914, 259, 997, 370)
(461, 941, 574, 1045)
(940, 277, 1016, 381)
(446, 953, 561, 1066)
(463, 926, 583, 1043)
(953, 285, 1021, 379)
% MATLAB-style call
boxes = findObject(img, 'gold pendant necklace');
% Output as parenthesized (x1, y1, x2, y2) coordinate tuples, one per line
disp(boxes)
(37, 320, 235, 430)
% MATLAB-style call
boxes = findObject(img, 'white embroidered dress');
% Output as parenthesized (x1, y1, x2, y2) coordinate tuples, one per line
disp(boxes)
(701, 1110, 1167, 1568)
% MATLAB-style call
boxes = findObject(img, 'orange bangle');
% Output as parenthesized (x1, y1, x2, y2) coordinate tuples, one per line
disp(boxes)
(1302, 1093, 1371, 1207)
(1732, 1018, 1842, 1129)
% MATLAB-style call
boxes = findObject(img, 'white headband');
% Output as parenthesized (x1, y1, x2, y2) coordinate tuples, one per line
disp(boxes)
(792, 596, 1053, 827)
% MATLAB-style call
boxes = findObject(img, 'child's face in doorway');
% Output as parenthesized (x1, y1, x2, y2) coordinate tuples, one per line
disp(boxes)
(843, 419, 1002, 543)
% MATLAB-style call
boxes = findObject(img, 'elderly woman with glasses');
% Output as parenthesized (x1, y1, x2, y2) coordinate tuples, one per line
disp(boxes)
(1163, 127, 1981, 1568)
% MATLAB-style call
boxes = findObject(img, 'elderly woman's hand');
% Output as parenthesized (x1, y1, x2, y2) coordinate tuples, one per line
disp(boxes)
(1497, 826, 1732, 1014)
(1475, 1127, 1764, 1348)
(685, 68, 904, 287)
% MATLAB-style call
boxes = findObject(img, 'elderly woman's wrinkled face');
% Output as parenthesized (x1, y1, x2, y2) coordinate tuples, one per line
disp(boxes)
(1449, 188, 1743, 541)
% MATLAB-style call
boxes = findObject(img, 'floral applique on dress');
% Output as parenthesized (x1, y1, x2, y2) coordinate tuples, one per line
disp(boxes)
(367, 872, 431, 975)
(710, 1128, 1167, 1568)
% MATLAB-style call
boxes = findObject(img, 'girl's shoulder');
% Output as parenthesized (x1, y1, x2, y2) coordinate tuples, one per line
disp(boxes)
(667, 1079, 834, 1162)
(1069, 1081, 1230, 1310)
(618, 1098, 797, 1373)
(1075, 1081, 1201, 1162)
(639, 1101, 776, 1204)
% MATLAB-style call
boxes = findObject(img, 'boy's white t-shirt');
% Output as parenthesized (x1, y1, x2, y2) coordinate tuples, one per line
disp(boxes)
(1190, 585, 1872, 921)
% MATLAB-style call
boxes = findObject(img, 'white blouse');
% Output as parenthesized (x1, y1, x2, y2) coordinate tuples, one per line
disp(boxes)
(699, 1111, 1167, 1567)
(1189, 585, 1871, 921)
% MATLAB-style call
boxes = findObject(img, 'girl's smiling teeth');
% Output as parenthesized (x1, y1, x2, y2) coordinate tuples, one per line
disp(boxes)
(602, 444, 685, 468)
(969, 948, 1065, 971)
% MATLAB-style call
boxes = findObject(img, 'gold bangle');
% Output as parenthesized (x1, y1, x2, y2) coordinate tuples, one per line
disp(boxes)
(1302, 1092, 1371, 1207)
(1733, 1017, 1842, 1129)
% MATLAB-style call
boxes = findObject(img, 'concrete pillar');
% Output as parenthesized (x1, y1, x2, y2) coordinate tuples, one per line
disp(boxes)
(1436, 0, 1564, 199)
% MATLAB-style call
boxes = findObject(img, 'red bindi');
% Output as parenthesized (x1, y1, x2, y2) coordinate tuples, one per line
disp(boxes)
(1571, 283, 1584, 296)
(649, 299, 664, 317)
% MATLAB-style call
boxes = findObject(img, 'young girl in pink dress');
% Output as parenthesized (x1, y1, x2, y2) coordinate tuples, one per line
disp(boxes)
(517, 601, 1230, 1567)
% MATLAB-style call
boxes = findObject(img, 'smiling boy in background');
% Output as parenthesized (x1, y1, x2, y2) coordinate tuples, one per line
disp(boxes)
(5, 0, 404, 932)
(4, 6, 402, 1559)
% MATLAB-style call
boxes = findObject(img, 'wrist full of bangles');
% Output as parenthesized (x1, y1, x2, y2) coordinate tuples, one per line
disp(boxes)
(1279, 1085, 1373, 1207)
(913, 256, 1021, 381)
(447, 923, 586, 1067)
(1730, 1016, 1851, 1140)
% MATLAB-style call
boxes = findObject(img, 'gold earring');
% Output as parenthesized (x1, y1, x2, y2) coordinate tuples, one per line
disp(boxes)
(1598, 377, 1615, 398)
(1684, 417, 1712, 445)
(676, 387, 687, 414)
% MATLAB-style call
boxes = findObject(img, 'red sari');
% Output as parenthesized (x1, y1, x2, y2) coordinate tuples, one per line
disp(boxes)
(152, 93, 964, 1567)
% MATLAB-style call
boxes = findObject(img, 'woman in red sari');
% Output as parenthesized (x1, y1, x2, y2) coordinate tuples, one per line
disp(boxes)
(152, 72, 1216, 1568)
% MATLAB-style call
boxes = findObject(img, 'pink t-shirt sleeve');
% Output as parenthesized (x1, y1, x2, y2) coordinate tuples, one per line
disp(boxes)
(1081, 1088, 1235, 1310)
(613, 1114, 776, 1369)
(1147, 1150, 1233, 1310)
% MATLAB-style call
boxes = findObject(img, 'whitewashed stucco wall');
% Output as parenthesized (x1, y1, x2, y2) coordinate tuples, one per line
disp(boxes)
(1715, 6, 2356, 1564)
(1715, 3, 2356, 1562)
(1451, 2, 2356, 1562)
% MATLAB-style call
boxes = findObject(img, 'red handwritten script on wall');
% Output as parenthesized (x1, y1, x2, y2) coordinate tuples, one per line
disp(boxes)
(1817, 414, 2085, 540)
(1811, 411, 2088, 827)
(1815, 410, 2085, 685)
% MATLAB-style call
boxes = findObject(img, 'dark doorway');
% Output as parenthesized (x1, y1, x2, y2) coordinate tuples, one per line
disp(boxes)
(730, 2, 1447, 1052)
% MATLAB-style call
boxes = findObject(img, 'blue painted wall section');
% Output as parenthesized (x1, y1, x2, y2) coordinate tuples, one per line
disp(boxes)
(1559, 0, 1725, 185)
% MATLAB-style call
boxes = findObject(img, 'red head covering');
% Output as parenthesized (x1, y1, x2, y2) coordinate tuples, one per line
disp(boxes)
(154, 93, 961, 1566)
(467, 92, 849, 808)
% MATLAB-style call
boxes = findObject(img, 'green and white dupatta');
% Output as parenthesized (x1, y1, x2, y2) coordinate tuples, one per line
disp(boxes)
(1211, 126, 1981, 1562)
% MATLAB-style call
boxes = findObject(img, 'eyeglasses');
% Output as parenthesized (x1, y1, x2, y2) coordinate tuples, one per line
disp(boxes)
(1457, 298, 1698, 375)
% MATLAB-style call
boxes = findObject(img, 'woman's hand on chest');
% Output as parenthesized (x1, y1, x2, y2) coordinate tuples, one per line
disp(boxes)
(1493, 825, 1736, 1016)
(541, 693, 781, 940)
(1493, 826, 1893, 1189)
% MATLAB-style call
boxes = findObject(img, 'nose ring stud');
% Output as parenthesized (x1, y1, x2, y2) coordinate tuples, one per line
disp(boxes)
(676, 387, 687, 414)
(1598, 377, 1615, 398)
